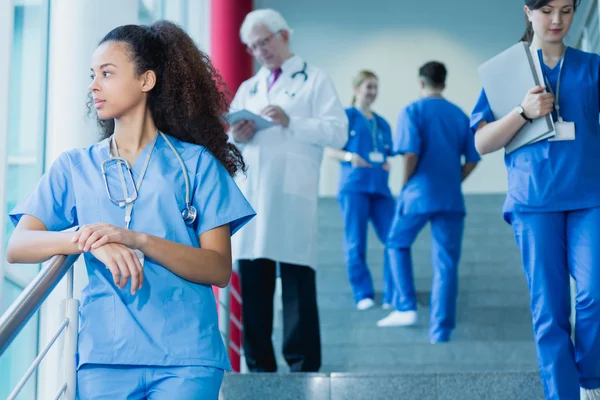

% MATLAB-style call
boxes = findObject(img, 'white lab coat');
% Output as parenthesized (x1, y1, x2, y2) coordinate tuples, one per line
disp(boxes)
(229, 55, 348, 269)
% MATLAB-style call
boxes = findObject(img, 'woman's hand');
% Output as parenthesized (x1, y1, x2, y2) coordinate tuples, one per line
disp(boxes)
(521, 86, 554, 120)
(72, 223, 145, 252)
(90, 243, 144, 294)
(350, 153, 372, 168)
(382, 162, 391, 171)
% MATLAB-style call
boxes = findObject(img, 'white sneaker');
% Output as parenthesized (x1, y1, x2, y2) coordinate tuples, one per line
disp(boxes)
(356, 298, 375, 311)
(382, 303, 392, 310)
(376, 310, 418, 327)
(581, 387, 600, 400)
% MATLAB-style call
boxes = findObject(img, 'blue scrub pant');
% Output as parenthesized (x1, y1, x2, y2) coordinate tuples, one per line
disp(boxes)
(386, 211, 464, 342)
(77, 364, 224, 400)
(509, 208, 600, 400)
(338, 192, 396, 304)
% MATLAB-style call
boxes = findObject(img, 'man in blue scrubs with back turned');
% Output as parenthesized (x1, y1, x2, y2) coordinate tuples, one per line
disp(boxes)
(377, 61, 480, 344)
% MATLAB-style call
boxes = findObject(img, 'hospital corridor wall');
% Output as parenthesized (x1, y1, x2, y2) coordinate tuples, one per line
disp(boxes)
(254, 0, 591, 197)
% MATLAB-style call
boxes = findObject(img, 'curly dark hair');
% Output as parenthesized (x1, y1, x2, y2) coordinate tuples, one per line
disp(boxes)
(86, 20, 245, 176)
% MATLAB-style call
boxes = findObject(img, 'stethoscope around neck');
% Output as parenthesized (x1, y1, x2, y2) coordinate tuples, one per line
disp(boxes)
(101, 131, 197, 229)
(248, 62, 308, 98)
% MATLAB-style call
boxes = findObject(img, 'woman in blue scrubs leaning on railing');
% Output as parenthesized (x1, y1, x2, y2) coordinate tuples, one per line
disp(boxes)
(471, 1, 600, 399)
(327, 70, 396, 311)
(5, 21, 255, 399)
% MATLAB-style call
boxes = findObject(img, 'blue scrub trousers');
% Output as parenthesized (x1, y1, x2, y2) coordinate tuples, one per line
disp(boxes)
(77, 364, 224, 400)
(386, 211, 464, 342)
(509, 208, 600, 400)
(338, 192, 396, 304)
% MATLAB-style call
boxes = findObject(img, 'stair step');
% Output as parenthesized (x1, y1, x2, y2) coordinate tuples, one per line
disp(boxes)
(318, 364, 539, 373)
(269, 341, 538, 367)
(317, 247, 522, 265)
(220, 371, 543, 400)
(315, 276, 530, 295)
(272, 322, 533, 345)
(317, 262, 527, 281)
(317, 290, 530, 309)
(273, 306, 532, 329)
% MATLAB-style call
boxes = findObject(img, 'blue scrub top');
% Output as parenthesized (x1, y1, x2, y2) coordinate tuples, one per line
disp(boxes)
(9, 134, 256, 370)
(338, 107, 393, 197)
(393, 97, 481, 215)
(470, 47, 600, 222)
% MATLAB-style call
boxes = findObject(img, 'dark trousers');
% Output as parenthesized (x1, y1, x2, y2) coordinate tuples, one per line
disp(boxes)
(238, 258, 322, 372)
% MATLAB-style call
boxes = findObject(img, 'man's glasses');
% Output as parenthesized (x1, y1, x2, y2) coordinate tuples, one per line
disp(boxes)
(246, 31, 281, 54)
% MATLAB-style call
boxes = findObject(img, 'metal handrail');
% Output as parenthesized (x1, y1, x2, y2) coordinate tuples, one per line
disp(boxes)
(7, 318, 69, 400)
(0, 252, 236, 399)
(0, 254, 80, 400)
(0, 254, 79, 355)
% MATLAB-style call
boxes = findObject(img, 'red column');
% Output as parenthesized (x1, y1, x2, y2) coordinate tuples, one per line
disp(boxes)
(210, 0, 253, 373)
(210, 0, 254, 101)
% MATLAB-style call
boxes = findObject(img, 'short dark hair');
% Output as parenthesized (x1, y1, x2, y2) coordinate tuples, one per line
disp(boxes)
(419, 61, 447, 89)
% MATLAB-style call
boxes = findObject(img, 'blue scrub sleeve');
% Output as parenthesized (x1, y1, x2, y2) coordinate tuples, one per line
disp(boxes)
(470, 88, 495, 134)
(342, 108, 355, 152)
(393, 106, 421, 155)
(462, 117, 482, 163)
(9, 152, 78, 231)
(193, 150, 256, 237)
(380, 118, 394, 157)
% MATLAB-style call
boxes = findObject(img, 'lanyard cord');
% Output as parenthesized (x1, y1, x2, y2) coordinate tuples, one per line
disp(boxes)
(540, 49, 566, 122)
(370, 116, 380, 153)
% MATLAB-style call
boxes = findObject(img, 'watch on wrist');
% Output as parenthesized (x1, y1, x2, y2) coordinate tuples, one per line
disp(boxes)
(517, 105, 532, 123)
(344, 152, 353, 162)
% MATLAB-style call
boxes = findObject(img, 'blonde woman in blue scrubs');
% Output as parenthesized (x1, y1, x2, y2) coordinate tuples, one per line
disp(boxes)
(328, 70, 396, 311)
(472, 0, 600, 398)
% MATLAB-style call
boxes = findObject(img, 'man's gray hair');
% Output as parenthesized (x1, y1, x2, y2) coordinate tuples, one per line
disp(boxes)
(240, 9, 293, 44)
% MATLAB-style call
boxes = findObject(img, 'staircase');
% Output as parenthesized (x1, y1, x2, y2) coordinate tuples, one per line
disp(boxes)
(220, 195, 543, 400)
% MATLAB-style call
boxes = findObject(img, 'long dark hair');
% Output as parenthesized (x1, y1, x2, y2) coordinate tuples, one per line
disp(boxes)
(521, 0, 581, 42)
(87, 21, 245, 176)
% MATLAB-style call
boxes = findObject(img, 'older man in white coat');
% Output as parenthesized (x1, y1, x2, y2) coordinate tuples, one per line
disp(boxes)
(228, 9, 348, 373)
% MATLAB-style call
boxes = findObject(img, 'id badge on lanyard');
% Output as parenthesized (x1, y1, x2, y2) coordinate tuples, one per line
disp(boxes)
(368, 152, 384, 163)
(543, 52, 576, 142)
(368, 116, 385, 164)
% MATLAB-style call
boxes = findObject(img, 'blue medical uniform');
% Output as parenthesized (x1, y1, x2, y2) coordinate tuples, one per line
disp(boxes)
(470, 47, 600, 400)
(386, 97, 480, 342)
(338, 107, 396, 305)
(9, 134, 256, 399)
(77, 365, 223, 400)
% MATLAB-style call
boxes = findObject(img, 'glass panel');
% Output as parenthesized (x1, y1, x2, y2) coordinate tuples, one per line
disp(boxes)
(1, 1, 49, 397)
(0, 279, 40, 400)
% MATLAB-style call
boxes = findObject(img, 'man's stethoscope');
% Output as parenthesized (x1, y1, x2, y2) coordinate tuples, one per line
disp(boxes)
(249, 62, 308, 98)
(101, 131, 197, 230)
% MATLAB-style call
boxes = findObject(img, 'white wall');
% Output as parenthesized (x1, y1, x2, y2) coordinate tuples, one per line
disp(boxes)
(254, 0, 583, 197)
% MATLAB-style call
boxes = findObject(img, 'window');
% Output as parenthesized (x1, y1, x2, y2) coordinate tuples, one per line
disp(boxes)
(576, 0, 600, 52)
(139, 0, 165, 25)
(0, 1, 50, 398)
